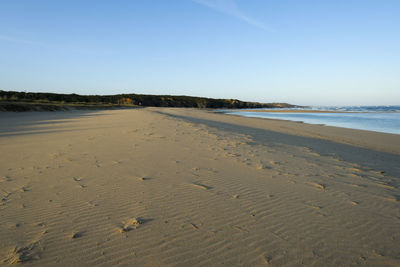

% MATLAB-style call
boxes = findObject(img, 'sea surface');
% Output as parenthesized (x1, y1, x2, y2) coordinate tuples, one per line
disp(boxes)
(222, 106, 400, 135)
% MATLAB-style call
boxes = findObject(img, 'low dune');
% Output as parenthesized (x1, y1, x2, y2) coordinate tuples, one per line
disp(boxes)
(0, 108, 399, 266)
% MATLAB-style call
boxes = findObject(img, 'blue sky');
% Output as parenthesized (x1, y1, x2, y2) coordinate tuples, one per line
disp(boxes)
(0, 0, 399, 105)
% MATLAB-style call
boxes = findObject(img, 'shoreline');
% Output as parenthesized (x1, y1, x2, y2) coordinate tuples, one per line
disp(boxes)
(219, 109, 400, 137)
(200, 108, 400, 155)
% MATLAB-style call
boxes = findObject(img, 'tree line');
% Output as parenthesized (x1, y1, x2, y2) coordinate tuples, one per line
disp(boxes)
(0, 90, 296, 109)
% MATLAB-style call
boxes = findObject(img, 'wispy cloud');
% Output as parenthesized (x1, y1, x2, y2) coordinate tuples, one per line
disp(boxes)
(0, 34, 48, 47)
(192, 0, 274, 31)
(0, 34, 108, 54)
(0, 34, 42, 46)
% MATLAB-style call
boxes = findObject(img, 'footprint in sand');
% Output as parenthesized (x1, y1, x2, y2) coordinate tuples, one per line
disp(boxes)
(348, 167, 362, 173)
(1, 191, 11, 205)
(303, 147, 321, 157)
(0, 176, 12, 182)
(190, 183, 212, 190)
(371, 170, 386, 176)
(5, 231, 47, 264)
(95, 160, 101, 168)
(269, 160, 280, 165)
(6, 242, 43, 264)
(70, 231, 85, 239)
(5, 223, 20, 230)
(19, 187, 29, 193)
(372, 249, 385, 257)
(256, 164, 273, 171)
(309, 205, 323, 210)
(232, 225, 248, 233)
(189, 223, 199, 230)
(119, 218, 143, 233)
(73, 177, 87, 189)
(88, 201, 98, 207)
(226, 152, 241, 158)
(307, 182, 327, 191)
(261, 254, 273, 265)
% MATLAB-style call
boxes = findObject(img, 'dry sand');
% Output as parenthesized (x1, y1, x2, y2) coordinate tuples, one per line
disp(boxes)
(0, 108, 399, 266)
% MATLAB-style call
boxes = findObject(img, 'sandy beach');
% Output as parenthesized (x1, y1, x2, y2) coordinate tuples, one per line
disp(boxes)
(0, 108, 399, 266)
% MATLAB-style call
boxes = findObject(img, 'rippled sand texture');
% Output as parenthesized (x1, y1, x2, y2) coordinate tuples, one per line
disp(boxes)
(0, 108, 399, 266)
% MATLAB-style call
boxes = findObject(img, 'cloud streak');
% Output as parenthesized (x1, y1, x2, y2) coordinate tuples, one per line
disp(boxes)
(0, 34, 108, 54)
(192, 0, 274, 31)
(0, 34, 47, 47)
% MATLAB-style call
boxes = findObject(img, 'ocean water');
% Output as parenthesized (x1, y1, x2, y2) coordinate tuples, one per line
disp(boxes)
(223, 106, 400, 135)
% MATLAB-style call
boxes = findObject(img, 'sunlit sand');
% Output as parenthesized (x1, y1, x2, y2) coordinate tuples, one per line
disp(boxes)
(0, 108, 399, 266)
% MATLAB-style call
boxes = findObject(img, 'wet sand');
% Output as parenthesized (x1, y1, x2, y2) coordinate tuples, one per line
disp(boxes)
(228, 109, 344, 113)
(0, 108, 399, 266)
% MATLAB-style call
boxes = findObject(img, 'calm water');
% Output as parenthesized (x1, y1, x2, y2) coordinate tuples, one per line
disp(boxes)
(223, 106, 400, 135)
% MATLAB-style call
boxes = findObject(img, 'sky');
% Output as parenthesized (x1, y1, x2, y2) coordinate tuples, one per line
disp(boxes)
(0, 0, 399, 106)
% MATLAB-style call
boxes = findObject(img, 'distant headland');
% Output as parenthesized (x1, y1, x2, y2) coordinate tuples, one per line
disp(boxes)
(0, 90, 299, 111)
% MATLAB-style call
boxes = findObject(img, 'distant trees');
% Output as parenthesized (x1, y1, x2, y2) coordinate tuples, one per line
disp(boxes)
(0, 90, 296, 109)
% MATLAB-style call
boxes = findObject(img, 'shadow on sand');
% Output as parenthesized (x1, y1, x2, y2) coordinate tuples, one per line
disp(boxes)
(0, 110, 108, 138)
(159, 111, 400, 185)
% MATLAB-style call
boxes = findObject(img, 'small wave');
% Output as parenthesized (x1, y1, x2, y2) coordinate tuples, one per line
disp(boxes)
(250, 106, 400, 113)
(308, 106, 400, 113)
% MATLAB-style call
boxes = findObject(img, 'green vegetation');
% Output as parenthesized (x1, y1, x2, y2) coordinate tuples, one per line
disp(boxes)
(0, 90, 297, 111)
